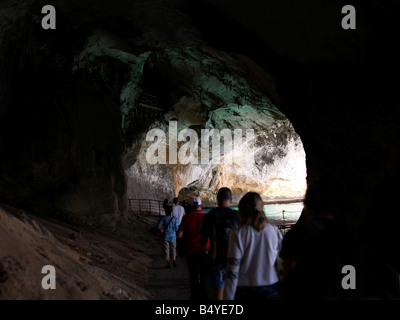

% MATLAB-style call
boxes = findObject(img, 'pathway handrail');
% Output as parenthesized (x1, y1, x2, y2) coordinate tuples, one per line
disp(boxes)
(128, 198, 165, 216)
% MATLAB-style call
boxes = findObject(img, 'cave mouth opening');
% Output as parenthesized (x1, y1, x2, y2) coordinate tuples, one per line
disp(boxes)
(126, 47, 308, 207)
(171, 119, 308, 206)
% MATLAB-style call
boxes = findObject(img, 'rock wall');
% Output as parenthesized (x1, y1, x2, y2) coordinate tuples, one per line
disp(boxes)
(0, 0, 399, 230)
(0, 2, 127, 223)
(124, 47, 306, 205)
(0, 1, 306, 218)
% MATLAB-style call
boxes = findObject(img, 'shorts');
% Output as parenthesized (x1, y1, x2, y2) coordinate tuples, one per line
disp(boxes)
(209, 265, 227, 288)
(234, 283, 278, 300)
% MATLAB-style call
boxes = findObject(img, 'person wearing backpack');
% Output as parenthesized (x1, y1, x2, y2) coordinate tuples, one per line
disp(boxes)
(200, 187, 240, 300)
(158, 205, 179, 268)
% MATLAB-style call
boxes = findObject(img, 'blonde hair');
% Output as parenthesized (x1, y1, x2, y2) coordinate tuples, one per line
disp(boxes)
(238, 192, 268, 231)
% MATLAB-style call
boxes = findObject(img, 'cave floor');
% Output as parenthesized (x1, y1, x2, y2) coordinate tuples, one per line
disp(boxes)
(0, 205, 190, 299)
(141, 216, 191, 300)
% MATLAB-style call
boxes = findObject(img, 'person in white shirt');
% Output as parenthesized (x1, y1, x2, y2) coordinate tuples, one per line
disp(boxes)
(172, 197, 186, 258)
(172, 197, 185, 226)
(224, 192, 282, 300)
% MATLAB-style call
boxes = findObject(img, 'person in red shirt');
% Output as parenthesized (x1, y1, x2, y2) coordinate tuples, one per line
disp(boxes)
(178, 197, 210, 300)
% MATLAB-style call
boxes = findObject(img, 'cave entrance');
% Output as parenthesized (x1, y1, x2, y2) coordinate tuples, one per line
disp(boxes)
(126, 47, 307, 209)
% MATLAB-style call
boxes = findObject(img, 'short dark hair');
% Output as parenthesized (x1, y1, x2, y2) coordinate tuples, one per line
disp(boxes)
(217, 187, 232, 201)
(165, 205, 173, 215)
(173, 197, 179, 204)
(192, 202, 200, 209)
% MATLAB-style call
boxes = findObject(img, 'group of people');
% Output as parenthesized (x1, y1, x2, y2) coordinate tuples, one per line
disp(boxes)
(157, 180, 356, 300)
(157, 177, 399, 300)
(157, 188, 282, 300)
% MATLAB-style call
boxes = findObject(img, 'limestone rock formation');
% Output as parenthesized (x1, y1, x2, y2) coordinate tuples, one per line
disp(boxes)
(0, 0, 399, 245)
(0, 1, 307, 220)
(1, 0, 400, 300)
(124, 47, 306, 205)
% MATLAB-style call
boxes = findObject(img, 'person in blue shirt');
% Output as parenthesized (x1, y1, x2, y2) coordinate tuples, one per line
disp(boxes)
(158, 205, 179, 268)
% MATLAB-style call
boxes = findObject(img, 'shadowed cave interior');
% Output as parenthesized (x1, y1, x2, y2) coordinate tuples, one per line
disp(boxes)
(0, 0, 399, 299)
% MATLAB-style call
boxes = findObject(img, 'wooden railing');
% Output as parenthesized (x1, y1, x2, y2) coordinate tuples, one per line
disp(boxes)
(276, 209, 301, 234)
(134, 93, 163, 119)
(277, 222, 296, 234)
(128, 198, 164, 215)
(128, 199, 301, 233)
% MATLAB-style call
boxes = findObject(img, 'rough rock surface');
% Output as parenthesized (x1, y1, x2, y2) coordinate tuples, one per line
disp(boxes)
(1, 0, 400, 299)
(125, 47, 306, 204)
(0, 204, 155, 299)
(0, 0, 309, 220)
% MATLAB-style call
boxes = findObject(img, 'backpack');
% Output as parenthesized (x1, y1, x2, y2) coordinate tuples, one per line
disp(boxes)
(209, 208, 239, 267)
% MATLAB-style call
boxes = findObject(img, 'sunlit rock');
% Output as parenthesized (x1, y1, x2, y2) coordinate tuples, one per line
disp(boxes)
(124, 47, 306, 204)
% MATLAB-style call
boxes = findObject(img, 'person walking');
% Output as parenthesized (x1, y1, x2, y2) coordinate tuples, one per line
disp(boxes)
(162, 199, 169, 215)
(158, 205, 179, 268)
(178, 197, 210, 300)
(280, 178, 354, 300)
(224, 192, 282, 300)
(172, 197, 186, 257)
(172, 197, 185, 226)
(200, 187, 239, 300)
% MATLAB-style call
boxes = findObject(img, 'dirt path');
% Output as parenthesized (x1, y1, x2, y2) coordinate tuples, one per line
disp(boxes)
(145, 216, 191, 300)
(0, 205, 191, 299)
